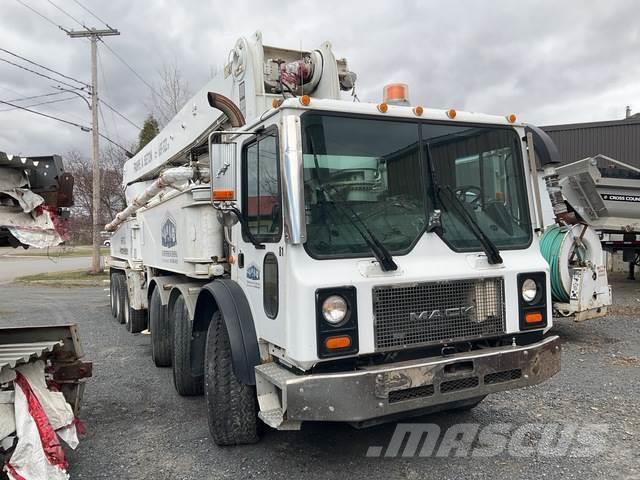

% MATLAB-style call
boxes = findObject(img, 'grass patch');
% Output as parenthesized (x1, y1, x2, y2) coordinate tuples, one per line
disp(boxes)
(4, 245, 109, 258)
(15, 269, 109, 287)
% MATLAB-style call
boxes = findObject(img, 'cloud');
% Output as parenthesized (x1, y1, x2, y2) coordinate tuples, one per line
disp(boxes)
(1, 0, 639, 157)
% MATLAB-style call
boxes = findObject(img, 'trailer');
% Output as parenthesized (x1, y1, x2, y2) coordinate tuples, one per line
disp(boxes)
(104, 32, 618, 445)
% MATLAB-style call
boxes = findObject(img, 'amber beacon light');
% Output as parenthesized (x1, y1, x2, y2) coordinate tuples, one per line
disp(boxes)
(383, 83, 410, 105)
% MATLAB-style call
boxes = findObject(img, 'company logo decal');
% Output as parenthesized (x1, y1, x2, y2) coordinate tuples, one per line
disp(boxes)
(246, 262, 261, 288)
(247, 263, 260, 281)
(161, 215, 178, 264)
(161, 216, 177, 248)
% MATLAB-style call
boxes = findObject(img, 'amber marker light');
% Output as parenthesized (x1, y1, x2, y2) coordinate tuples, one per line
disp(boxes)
(212, 189, 235, 201)
(325, 335, 352, 350)
(524, 311, 543, 324)
(272, 98, 282, 108)
(299, 95, 311, 106)
(447, 108, 457, 119)
(413, 106, 424, 116)
(506, 113, 517, 123)
(377, 102, 388, 113)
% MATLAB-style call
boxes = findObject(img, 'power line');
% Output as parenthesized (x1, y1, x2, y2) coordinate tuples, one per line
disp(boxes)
(0, 99, 133, 155)
(69, 0, 112, 29)
(99, 99, 141, 130)
(98, 132, 132, 156)
(46, 0, 85, 28)
(14, 0, 71, 33)
(0, 99, 88, 129)
(5, 90, 69, 103)
(97, 49, 122, 143)
(96, 46, 140, 131)
(98, 38, 172, 109)
(0, 47, 90, 88)
(0, 96, 77, 112)
(0, 57, 87, 91)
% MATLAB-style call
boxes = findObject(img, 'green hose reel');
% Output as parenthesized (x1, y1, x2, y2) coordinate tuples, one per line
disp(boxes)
(540, 225, 571, 303)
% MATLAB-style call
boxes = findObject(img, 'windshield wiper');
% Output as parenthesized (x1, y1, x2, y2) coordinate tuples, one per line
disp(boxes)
(318, 186, 398, 271)
(306, 131, 397, 271)
(437, 185, 503, 265)
(422, 142, 502, 265)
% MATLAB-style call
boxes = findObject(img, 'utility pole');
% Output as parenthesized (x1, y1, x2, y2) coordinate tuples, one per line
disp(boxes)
(68, 27, 120, 273)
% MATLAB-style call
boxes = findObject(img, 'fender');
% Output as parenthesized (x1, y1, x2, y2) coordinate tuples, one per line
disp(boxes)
(148, 275, 189, 306)
(167, 283, 205, 320)
(199, 279, 260, 385)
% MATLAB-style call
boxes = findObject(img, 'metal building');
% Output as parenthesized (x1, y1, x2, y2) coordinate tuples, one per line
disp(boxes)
(542, 115, 640, 169)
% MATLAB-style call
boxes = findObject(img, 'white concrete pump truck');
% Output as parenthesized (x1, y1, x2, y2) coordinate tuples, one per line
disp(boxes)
(105, 32, 611, 445)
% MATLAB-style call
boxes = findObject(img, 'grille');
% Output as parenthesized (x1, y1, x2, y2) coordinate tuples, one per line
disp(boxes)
(388, 384, 435, 404)
(484, 369, 522, 385)
(440, 376, 479, 393)
(373, 277, 506, 351)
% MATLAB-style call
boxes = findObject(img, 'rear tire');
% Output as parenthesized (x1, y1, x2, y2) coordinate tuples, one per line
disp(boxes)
(115, 274, 127, 325)
(127, 307, 147, 334)
(172, 295, 204, 396)
(109, 273, 117, 318)
(205, 310, 259, 445)
(149, 287, 172, 367)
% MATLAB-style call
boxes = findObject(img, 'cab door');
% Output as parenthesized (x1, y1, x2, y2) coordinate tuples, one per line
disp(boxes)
(234, 124, 285, 345)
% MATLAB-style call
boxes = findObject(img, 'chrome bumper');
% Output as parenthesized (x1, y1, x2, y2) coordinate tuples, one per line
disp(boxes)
(255, 336, 561, 424)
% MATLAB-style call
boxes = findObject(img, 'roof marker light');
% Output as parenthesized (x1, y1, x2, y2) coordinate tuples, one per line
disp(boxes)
(300, 95, 311, 106)
(413, 106, 424, 116)
(447, 108, 457, 119)
(377, 102, 388, 113)
(506, 113, 517, 123)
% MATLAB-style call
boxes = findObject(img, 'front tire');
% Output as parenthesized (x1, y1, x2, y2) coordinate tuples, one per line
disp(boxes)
(205, 310, 259, 445)
(172, 295, 204, 396)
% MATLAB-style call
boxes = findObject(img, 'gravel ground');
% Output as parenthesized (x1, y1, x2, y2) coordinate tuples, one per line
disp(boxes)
(0, 282, 638, 479)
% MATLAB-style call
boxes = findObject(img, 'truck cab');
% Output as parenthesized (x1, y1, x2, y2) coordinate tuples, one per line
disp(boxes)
(212, 96, 560, 431)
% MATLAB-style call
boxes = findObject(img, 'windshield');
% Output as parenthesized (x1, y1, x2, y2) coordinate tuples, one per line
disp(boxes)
(301, 113, 531, 258)
(423, 124, 531, 250)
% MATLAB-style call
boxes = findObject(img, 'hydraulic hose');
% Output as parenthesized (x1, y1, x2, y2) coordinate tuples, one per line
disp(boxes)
(540, 225, 570, 303)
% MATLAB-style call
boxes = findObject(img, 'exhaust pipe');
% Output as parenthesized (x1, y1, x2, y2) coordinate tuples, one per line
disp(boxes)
(207, 92, 246, 128)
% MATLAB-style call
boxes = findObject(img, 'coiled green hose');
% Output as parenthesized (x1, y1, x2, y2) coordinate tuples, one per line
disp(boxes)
(540, 225, 570, 303)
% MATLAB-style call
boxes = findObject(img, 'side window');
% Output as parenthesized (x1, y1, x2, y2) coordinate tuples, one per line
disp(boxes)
(243, 129, 282, 242)
(263, 253, 279, 318)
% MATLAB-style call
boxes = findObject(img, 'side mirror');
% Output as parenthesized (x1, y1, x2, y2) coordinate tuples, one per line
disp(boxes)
(209, 141, 237, 201)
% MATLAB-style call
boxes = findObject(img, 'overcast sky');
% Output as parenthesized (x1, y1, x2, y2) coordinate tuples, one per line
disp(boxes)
(1, 0, 639, 158)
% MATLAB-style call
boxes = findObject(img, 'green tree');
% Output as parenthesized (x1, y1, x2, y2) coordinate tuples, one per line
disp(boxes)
(137, 115, 159, 152)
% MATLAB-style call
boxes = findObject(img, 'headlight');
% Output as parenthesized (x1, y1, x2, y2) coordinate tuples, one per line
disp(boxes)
(521, 278, 538, 303)
(322, 295, 348, 324)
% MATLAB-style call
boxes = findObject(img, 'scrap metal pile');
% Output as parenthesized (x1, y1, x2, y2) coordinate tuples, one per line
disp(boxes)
(0, 326, 91, 479)
(0, 152, 73, 249)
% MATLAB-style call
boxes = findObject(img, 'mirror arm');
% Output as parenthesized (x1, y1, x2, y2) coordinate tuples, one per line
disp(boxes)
(225, 205, 266, 250)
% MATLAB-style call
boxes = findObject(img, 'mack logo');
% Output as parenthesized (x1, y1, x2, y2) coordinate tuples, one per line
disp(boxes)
(410, 306, 475, 322)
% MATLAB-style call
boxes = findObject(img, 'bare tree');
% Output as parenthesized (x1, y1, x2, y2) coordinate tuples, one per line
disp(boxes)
(65, 145, 128, 243)
(149, 60, 192, 127)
